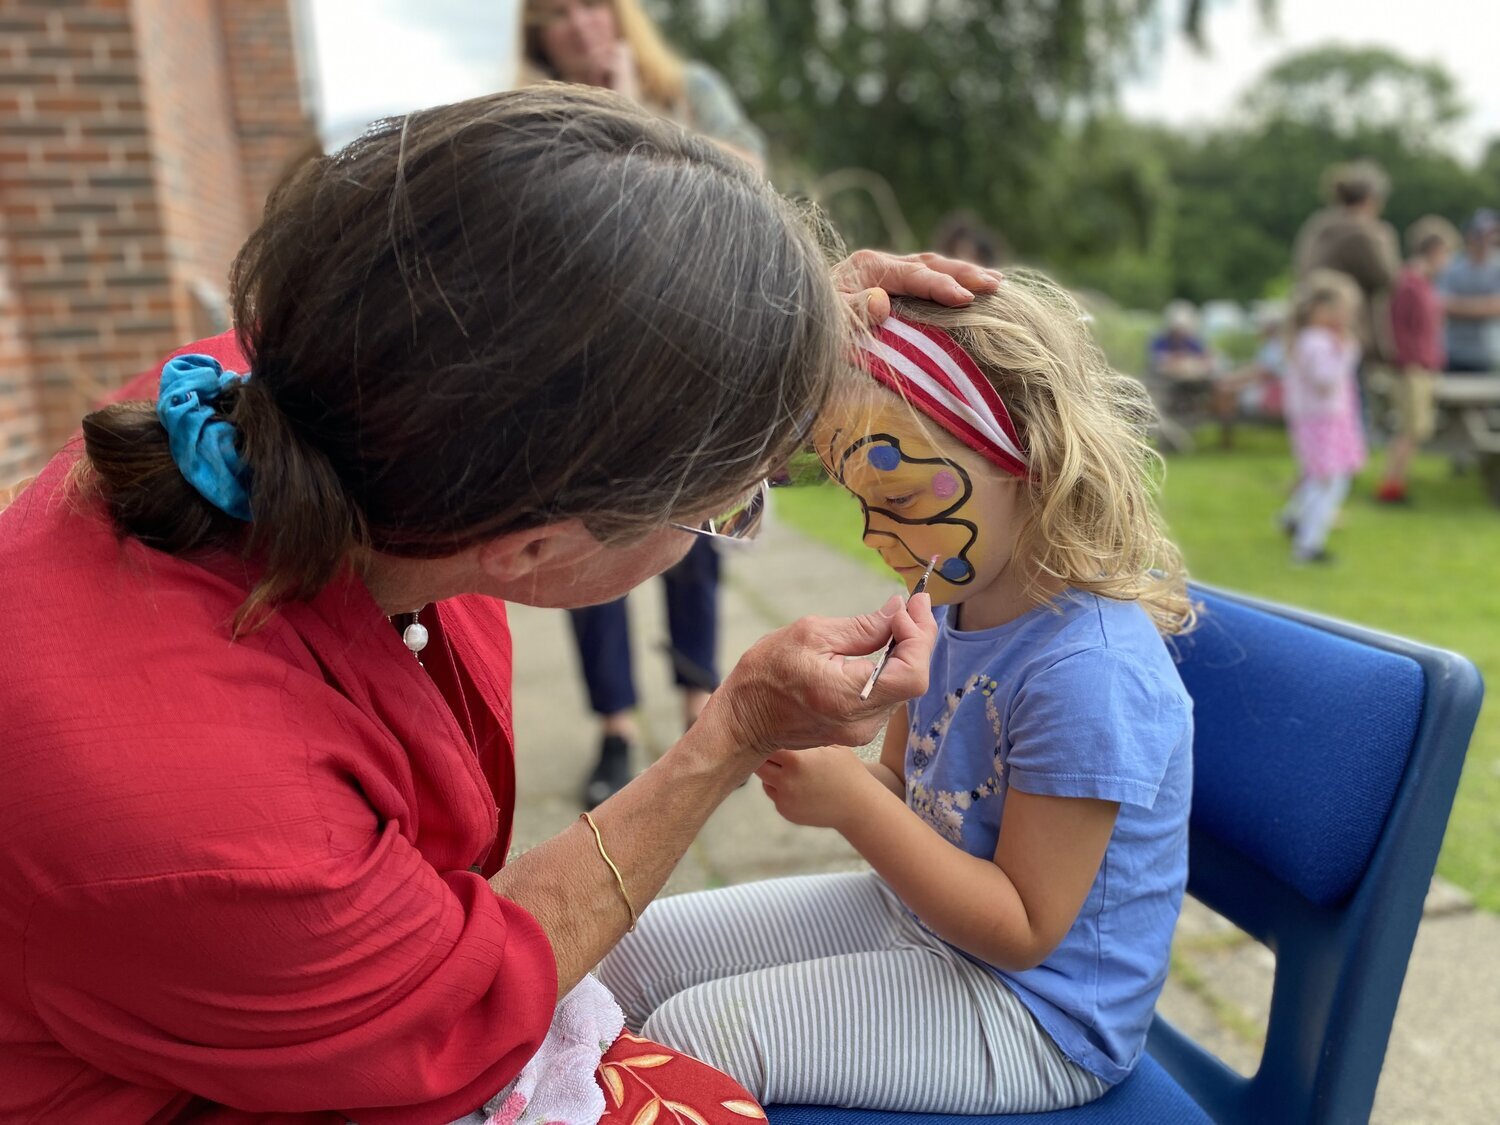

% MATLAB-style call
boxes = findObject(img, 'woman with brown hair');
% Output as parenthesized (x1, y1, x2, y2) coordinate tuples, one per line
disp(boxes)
(0, 84, 995, 1123)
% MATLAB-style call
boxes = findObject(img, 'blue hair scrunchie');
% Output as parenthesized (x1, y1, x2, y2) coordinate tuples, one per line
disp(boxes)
(157, 353, 252, 521)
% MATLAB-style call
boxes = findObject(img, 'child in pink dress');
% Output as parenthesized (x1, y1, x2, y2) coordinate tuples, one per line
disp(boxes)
(1281, 270, 1367, 564)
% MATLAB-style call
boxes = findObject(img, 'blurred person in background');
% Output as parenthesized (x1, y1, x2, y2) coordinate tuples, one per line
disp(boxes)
(523, 0, 769, 807)
(522, 0, 766, 171)
(1281, 272, 1367, 565)
(1293, 161, 1401, 367)
(931, 209, 1009, 270)
(1144, 301, 1221, 444)
(1438, 209, 1500, 374)
(1378, 216, 1460, 504)
(1213, 305, 1288, 447)
(1147, 300, 1215, 383)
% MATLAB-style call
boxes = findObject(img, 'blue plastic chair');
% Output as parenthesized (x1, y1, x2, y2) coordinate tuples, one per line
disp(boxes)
(767, 586, 1482, 1125)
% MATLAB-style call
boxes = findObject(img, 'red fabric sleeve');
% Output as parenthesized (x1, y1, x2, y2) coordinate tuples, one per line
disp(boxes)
(1390, 279, 1422, 369)
(23, 821, 556, 1124)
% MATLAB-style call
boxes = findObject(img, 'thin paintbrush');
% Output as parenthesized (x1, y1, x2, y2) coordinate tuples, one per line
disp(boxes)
(858, 554, 938, 701)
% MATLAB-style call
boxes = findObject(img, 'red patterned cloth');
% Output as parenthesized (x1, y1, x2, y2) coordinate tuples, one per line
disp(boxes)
(595, 1033, 764, 1125)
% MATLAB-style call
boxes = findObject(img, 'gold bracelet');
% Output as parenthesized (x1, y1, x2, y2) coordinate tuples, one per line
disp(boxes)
(579, 812, 637, 932)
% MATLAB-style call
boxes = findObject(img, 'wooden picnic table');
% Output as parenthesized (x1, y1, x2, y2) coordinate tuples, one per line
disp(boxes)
(1435, 374, 1500, 504)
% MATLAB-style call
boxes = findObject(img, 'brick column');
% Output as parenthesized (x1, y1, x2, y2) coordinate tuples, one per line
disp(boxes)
(0, 0, 317, 487)
(220, 0, 319, 227)
(0, 0, 178, 475)
(0, 216, 43, 480)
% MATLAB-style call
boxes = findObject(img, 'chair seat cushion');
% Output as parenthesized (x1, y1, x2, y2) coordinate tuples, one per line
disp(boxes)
(766, 1054, 1212, 1125)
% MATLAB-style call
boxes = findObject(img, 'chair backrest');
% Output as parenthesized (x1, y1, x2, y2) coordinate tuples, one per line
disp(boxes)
(1151, 586, 1482, 1125)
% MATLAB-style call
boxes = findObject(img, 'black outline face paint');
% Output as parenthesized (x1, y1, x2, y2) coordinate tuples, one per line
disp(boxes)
(830, 431, 979, 586)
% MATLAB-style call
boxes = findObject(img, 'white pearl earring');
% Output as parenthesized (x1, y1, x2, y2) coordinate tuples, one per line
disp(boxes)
(402, 613, 429, 658)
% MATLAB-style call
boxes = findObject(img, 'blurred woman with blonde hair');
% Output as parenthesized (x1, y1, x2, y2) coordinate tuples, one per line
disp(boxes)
(522, 0, 766, 169)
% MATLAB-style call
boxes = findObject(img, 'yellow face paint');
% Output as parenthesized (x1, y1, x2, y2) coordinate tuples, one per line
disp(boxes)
(814, 399, 1009, 606)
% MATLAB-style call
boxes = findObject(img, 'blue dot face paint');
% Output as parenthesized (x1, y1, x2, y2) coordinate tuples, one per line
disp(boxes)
(867, 444, 902, 471)
(939, 556, 973, 583)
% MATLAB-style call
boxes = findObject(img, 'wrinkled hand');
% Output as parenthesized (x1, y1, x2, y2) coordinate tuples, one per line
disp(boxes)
(832, 250, 1005, 325)
(710, 592, 936, 757)
(757, 746, 870, 830)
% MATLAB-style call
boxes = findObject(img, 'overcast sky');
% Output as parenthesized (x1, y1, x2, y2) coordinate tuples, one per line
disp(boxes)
(306, 0, 1500, 160)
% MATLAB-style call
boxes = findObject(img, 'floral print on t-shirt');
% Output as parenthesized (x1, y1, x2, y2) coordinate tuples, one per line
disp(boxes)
(906, 672, 1004, 846)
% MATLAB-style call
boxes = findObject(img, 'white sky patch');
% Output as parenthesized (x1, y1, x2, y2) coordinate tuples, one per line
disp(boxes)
(305, 0, 519, 147)
(1123, 1, 1500, 161)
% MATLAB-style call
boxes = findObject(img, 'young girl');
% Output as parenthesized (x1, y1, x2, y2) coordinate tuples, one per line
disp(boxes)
(1281, 270, 1367, 564)
(597, 273, 1196, 1114)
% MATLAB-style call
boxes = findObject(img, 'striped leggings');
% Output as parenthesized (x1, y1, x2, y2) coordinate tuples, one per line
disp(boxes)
(596, 871, 1109, 1114)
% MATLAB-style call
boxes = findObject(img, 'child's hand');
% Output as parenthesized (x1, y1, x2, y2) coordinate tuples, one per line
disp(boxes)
(756, 746, 872, 831)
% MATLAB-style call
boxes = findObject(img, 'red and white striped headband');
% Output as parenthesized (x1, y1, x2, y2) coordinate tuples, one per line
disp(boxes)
(856, 316, 1028, 478)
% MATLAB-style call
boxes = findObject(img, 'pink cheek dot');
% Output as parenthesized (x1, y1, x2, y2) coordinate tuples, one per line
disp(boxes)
(932, 471, 959, 499)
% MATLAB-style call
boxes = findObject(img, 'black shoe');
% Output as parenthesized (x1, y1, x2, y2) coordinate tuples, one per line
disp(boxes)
(582, 733, 633, 809)
(1291, 548, 1336, 566)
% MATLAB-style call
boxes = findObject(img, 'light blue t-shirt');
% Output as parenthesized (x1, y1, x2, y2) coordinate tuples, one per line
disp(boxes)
(1438, 252, 1500, 370)
(904, 592, 1193, 1086)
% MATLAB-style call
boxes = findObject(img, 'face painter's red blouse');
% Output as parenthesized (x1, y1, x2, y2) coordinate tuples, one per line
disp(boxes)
(0, 335, 557, 1123)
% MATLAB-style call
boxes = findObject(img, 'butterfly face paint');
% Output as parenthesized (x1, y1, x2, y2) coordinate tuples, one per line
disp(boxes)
(815, 399, 1019, 605)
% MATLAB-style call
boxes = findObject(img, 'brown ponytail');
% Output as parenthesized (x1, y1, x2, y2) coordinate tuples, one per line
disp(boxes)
(232, 379, 366, 616)
(79, 400, 242, 559)
(78, 379, 365, 626)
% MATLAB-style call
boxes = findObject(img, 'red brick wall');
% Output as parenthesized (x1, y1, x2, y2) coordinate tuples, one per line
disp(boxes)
(220, 0, 318, 228)
(0, 0, 315, 488)
(0, 0, 178, 478)
(134, 0, 250, 334)
(0, 216, 43, 475)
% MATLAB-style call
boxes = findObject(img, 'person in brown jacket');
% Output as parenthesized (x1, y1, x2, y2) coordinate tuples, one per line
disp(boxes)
(1293, 160, 1401, 362)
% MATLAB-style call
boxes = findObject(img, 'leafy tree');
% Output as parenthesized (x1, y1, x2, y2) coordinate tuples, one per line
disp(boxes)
(650, 13, 1497, 308)
(1480, 139, 1500, 195)
(1244, 45, 1465, 151)
(648, 1, 1249, 255)
(1161, 45, 1500, 302)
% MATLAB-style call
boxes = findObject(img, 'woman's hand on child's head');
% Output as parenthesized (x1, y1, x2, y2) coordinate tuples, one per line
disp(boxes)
(833, 250, 1004, 326)
(756, 746, 873, 831)
(710, 592, 936, 757)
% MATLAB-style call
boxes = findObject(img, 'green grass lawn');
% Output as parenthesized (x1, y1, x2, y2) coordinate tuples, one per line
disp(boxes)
(774, 428, 1500, 910)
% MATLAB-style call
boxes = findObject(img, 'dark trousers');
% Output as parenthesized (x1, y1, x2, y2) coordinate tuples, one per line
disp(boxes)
(1447, 357, 1494, 374)
(568, 537, 720, 717)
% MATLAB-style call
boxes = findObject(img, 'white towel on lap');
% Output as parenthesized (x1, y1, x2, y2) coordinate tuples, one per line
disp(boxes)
(473, 974, 626, 1125)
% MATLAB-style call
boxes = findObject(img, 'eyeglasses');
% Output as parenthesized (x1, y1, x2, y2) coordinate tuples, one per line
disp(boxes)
(671, 479, 769, 544)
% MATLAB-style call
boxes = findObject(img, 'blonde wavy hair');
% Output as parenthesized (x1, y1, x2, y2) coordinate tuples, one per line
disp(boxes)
(522, 0, 687, 111)
(859, 272, 1194, 637)
(1291, 269, 1363, 332)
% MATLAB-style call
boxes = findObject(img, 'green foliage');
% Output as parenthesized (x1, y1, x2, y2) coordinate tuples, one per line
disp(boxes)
(652, 10, 1500, 309)
(648, 1, 1195, 255)
(1083, 302, 1159, 376)
(1246, 45, 1466, 146)
(1157, 44, 1500, 302)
